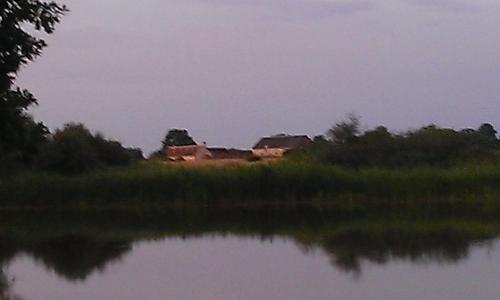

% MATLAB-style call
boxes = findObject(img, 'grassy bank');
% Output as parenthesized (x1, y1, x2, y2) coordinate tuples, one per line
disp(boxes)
(2, 161, 500, 209)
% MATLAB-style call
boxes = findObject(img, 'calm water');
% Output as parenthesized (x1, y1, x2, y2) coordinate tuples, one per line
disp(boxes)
(1, 209, 500, 300)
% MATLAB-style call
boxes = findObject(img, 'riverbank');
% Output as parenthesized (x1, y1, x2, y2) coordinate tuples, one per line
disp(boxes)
(2, 161, 500, 210)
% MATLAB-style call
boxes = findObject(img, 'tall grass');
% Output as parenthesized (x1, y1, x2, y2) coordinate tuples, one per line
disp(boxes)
(1, 161, 500, 209)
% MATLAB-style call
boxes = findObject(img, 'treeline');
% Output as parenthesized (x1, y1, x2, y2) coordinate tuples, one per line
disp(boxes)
(1, 122, 142, 174)
(293, 115, 500, 168)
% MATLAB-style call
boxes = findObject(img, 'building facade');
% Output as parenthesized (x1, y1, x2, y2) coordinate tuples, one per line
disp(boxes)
(252, 135, 313, 158)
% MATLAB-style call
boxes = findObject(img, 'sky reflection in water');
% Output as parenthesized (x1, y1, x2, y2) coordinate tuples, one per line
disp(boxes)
(1, 209, 500, 300)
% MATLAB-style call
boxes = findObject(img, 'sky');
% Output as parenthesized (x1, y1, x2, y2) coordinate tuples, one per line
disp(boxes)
(17, 0, 500, 154)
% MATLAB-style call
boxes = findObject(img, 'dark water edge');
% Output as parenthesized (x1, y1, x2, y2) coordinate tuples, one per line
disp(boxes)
(1, 206, 500, 299)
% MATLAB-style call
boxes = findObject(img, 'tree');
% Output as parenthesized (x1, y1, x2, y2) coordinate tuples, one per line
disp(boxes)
(362, 126, 392, 142)
(0, 1, 67, 165)
(313, 135, 328, 144)
(161, 129, 196, 149)
(478, 123, 497, 139)
(39, 123, 100, 174)
(0, 89, 49, 164)
(327, 113, 360, 144)
(0, 1, 68, 91)
(39, 123, 137, 174)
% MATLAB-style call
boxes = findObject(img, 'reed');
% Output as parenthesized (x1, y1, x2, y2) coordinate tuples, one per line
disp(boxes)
(1, 161, 500, 209)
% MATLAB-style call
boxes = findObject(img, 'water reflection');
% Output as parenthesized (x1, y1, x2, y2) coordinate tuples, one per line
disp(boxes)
(317, 229, 478, 274)
(0, 208, 498, 282)
(0, 269, 21, 300)
(28, 235, 131, 281)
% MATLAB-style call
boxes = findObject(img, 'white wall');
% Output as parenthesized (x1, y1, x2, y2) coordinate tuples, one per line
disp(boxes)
(252, 148, 285, 158)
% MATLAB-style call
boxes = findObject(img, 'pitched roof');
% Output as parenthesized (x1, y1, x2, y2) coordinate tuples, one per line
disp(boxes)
(253, 135, 312, 149)
(208, 148, 253, 159)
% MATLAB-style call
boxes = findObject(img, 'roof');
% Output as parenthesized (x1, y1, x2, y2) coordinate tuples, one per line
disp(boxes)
(166, 145, 206, 157)
(208, 148, 253, 159)
(253, 135, 313, 149)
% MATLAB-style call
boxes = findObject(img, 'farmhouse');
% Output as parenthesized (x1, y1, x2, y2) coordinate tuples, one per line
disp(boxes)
(208, 148, 253, 160)
(252, 134, 313, 158)
(166, 145, 253, 161)
(165, 145, 212, 161)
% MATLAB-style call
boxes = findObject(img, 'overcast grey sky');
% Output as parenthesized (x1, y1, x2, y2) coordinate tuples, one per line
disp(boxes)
(18, 0, 500, 153)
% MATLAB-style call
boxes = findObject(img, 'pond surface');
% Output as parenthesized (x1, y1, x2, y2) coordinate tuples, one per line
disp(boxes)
(1, 209, 500, 300)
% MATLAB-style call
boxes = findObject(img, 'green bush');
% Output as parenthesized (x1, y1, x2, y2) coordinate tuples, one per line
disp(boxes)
(38, 123, 141, 174)
(295, 123, 500, 168)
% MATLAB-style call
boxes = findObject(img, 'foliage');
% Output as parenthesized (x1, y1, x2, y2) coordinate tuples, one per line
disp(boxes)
(161, 129, 196, 149)
(0, 0, 68, 91)
(299, 118, 500, 168)
(148, 150, 166, 161)
(478, 123, 497, 139)
(0, 88, 49, 167)
(3, 161, 500, 209)
(0, 0, 67, 167)
(38, 123, 140, 174)
(327, 113, 360, 144)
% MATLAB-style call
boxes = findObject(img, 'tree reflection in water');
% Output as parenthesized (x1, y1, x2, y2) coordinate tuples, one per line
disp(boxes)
(316, 229, 480, 275)
(0, 235, 131, 282)
(0, 269, 22, 300)
(30, 235, 131, 281)
(0, 208, 498, 283)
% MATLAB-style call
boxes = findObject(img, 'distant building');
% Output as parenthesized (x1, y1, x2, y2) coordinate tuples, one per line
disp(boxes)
(166, 145, 253, 161)
(165, 145, 212, 161)
(252, 134, 313, 157)
(208, 148, 253, 160)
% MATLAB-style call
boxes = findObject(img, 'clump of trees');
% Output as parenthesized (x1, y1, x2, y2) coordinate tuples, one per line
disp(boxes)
(161, 129, 196, 148)
(38, 123, 142, 174)
(298, 115, 500, 168)
(0, 2, 143, 175)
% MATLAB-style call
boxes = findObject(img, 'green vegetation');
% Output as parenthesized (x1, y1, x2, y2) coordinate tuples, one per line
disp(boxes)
(37, 123, 143, 174)
(1, 3, 500, 212)
(4, 116, 499, 209)
(0, 2, 142, 176)
(293, 114, 500, 168)
(161, 129, 197, 148)
(2, 161, 500, 209)
(0, 1, 67, 172)
(2, 4, 500, 296)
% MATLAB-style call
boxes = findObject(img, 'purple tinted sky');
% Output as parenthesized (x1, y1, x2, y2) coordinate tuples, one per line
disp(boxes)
(18, 0, 500, 153)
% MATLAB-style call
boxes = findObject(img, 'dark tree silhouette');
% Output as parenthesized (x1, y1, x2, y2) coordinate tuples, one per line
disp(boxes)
(161, 129, 196, 149)
(0, 1, 67, 91)
(478, 123, 497, 139)
(327, 113, 360, 144)
(295, 120, 500, 168)
(39, 123, 138, 174)
(0, 1, 67, 166)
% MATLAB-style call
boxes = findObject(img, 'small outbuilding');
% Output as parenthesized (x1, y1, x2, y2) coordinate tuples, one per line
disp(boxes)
(252, 134, 313, 158)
